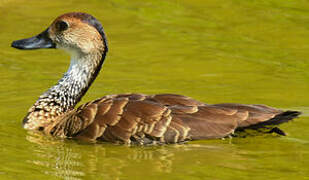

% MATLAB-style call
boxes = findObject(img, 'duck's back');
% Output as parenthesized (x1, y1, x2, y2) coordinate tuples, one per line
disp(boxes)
(46, 93, 300, 144)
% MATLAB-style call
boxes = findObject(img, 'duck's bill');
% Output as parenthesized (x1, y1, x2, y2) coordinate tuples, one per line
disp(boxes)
(11, 29, 56, 50)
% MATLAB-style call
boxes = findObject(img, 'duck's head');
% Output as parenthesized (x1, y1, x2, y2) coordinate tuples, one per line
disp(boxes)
(13, 13, 109, 131)
(11, 12, 108, 56)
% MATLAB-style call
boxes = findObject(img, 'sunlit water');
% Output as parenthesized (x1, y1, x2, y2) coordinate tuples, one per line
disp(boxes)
(1, 0, 309, 179)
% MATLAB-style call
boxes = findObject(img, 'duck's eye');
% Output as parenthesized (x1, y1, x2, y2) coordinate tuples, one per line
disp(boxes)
(56, 21, 69, 31)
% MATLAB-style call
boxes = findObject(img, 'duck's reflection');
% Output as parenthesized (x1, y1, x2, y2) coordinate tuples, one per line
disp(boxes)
(25, 132, 242, 180)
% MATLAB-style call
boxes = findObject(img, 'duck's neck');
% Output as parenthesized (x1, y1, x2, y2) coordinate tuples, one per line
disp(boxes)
(23, 50, 106, 130)
(44, 53, 102, 110)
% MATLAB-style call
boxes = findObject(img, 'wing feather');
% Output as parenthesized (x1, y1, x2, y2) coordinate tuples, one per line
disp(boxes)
(46, 94, 298, 144)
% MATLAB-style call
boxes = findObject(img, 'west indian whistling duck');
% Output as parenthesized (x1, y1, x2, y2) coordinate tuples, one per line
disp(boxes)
(11, 12, 300, 144)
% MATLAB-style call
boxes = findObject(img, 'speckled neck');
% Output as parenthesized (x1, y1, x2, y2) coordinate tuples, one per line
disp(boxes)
(43, 53, 101, 109)
(23, 49, 106, 130)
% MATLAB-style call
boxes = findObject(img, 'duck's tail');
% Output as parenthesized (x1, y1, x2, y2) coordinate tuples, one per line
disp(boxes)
(235, 110, 301, 136)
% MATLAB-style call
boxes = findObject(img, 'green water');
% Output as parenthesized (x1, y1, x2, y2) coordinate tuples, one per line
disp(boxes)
(1, 0, 309, 179)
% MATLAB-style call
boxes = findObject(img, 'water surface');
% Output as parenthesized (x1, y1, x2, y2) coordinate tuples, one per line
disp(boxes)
(1, 0, 309, 179)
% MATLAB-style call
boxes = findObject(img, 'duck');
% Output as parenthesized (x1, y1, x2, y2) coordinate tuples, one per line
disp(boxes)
(11, 12, 300, 144)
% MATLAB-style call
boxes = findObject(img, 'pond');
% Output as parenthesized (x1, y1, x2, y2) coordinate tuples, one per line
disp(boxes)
(0, 0, 309, 179)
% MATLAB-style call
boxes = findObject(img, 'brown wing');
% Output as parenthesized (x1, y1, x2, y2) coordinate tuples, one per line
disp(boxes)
(46, 94, 299, 144)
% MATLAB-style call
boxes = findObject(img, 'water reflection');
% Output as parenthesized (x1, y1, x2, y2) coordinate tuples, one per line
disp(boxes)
(26, 133, 84, 180)
(25, 132, 245, 179)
